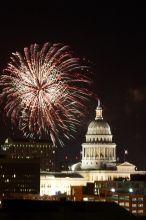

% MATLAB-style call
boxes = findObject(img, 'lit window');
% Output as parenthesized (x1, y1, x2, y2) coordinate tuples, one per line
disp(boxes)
(138, 204, 143, 207)
(138, 210, 143, 213)
(83, 197, 88, 201)
(138, 197, 143, 201)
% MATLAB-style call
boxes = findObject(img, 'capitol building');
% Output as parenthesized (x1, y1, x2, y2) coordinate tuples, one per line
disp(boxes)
(73, 100, 116, 171)
(40, 101, 146, 196)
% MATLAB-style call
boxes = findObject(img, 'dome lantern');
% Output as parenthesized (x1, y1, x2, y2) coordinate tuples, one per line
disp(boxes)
(95, 99, 103, 120)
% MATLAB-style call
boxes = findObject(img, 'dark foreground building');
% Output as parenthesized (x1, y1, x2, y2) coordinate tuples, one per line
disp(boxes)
(0, 158, 40, 197)
(71, 180, 146, 217)
(0, 200, 137, 220)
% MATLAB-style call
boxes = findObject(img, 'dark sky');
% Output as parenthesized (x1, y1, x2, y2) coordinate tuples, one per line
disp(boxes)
(0, 4, 146, 169)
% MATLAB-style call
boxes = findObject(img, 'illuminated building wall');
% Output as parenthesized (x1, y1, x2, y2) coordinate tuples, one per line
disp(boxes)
(40, 172, 86, 196)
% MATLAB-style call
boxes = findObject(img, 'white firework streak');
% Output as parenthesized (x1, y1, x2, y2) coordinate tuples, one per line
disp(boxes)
(0, 42, 96, 146)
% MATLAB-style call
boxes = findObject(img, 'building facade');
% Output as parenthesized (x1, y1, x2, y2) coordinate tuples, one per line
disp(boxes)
(0, 158, 40, 197)
(0, 138, 56, 171)
(40, 172, 86, 196)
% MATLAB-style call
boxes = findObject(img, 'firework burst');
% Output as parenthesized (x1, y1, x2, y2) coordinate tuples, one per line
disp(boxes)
(0, 42, 96, 146)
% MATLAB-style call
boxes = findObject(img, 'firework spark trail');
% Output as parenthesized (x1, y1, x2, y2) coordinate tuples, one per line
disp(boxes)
(0, 42, 96, 146)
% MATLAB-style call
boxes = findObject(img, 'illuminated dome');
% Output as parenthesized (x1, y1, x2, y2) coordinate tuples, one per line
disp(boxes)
(87, 120, 111, 135)
(85, 100, 112, 143)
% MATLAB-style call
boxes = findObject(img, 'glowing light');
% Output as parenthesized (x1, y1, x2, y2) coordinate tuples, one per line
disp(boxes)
(129, 188, 133, 193)
(0, 42, 96, 146)
(111, 188, 115, 192)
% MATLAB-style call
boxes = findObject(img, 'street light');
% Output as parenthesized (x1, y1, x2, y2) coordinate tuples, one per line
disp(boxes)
(110, 188, 116, 202)
(111, 188, 115, 193)
(128, 188, 133, 193)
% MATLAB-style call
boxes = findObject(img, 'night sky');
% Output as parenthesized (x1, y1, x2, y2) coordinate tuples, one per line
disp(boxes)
(0, 4, 146, 169)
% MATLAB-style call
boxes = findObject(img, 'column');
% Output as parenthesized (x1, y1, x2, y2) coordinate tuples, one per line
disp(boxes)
(94, 147, 95, 159)
(96, 148, 97, 158)
(110, 148, 112, 158)
(114, 147, 116, 160)
(86, 147, 88, 158)
(104, 147, 105, 159)
(105, 148, 107, 158)
(99, 147, 100, 160)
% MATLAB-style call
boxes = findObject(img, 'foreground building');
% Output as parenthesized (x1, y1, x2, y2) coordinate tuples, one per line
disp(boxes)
(71, 180, 146, 216)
